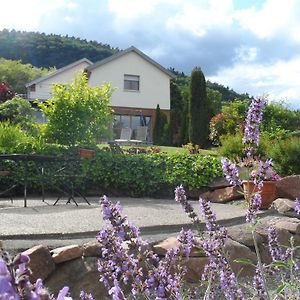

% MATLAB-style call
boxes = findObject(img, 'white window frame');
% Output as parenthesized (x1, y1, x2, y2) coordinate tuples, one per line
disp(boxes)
(124, 74, 140, 91)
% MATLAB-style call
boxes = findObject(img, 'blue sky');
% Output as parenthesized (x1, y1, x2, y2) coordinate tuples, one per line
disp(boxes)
(1, 0, 300, 109)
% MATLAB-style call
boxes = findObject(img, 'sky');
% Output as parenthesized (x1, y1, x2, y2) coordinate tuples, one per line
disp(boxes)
(1, 0, 300, 109)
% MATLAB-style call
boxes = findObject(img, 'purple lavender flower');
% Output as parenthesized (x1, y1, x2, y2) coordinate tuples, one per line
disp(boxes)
(98, 196, 159, 296)
(174, 185, 200, 223)
(295, 198, 300, 215)
(108, 280, 126, 300)
(243, 97, 267, 155)
(199, 197, 220, 232)
(80, 291, 95, 300)
(246, 193, 262, 224)
(221, 158, 242, 187)
(0, 253, 72, 300)
(177, 229, 197, 257)
(253, 266, 267, 299)
(198, 198, 244, 299)
(250, 159, 280, 189)
(0, 258, 19, 300)
(267, 226, 283, 261)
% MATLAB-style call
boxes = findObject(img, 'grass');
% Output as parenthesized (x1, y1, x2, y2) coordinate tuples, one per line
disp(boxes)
(98, 143, 218, 156)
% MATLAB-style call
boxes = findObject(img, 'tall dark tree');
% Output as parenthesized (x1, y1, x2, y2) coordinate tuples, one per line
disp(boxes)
(153, 104, 169, 145)
(188, 67, 210, 147)
(153, 104, 162, 145)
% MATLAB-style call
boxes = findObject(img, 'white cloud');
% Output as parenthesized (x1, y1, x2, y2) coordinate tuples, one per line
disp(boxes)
(209, 57, 300, 109)
(234, 46, 258, 62)
(235, 0, 300, 39)
(166, 0, 234, 37)
(0, 0, 79, 30)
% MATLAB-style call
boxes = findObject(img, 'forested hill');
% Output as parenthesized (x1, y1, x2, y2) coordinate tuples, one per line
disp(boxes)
(0, 29, 118, 68)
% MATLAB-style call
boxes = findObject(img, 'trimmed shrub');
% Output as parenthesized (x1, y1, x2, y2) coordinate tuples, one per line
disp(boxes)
(0, 147, 222, 197)
(218, 133, 269, 160)
(267, 137, 300, 176)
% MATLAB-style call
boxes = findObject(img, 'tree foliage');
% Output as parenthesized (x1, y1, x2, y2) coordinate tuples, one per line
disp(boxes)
(188, 67, 211, 147)
(0, 29, 117, 69)
(0, 96, 37, 132)
(209, 99, 300, 145)
(39, 72, 113, 146)
(0, 58, 50, 94)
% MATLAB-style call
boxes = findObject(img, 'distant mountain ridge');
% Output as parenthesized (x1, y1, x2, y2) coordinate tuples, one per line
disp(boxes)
(0, 29, 250, 101)
(0, 29, 118, 69)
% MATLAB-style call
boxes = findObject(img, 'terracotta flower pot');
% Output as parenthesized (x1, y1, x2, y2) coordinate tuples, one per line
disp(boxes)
(242, 180, 277, 209)
(79, 148, 95, 159)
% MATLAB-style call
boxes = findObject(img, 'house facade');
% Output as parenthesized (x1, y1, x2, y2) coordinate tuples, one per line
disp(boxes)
(26, 46, 175, 141)
(26, 58, 93, 100)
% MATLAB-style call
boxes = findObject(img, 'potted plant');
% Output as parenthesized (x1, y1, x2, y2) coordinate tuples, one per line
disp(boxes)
(242, 159, 280, 209)
(222, 96, 281, 214)
(79, 148, 95, 159)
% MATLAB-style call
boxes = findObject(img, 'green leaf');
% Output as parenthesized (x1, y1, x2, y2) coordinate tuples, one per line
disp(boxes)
(275, 283, 287, 294)
(234, 258, 255, 266)
(270, 260, 290, 269)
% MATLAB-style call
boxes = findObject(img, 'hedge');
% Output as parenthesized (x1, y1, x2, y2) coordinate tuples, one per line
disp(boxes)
(0, 147, 222, 197)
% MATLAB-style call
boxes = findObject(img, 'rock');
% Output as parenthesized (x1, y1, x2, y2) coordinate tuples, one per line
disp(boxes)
(185, 257, 210, 283)
(22, 245, 55, 282)
(276, 176, 300, 199)
(208, 177, 231, 189)
(274, 218, 300, 234)
(200, 186, 241, 203)
(153, 237, 205, 257)
(45, 257, 109, 299)
(51, 245, 83, 264)
(256, 217, 300, 241)
(227, 225, 263, 247)
(224, 238, 256, 276)
(273, 198, 295, 213)
(153, 237, 180, 256)
(82, 241, 101, 257)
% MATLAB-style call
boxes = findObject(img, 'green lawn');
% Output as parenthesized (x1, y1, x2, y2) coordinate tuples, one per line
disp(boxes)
(98, 143, 218, 156)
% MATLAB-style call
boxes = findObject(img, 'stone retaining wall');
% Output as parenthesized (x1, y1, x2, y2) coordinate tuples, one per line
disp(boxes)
(10, 215, 300, 298)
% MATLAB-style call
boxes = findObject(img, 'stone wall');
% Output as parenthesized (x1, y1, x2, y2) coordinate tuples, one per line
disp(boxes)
(13, 215, 300, 299)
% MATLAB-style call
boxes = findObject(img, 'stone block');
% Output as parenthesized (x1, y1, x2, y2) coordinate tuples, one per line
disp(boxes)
(82, 241, 101, 257)
(276, 176, 300, 199)
(22, 245, 55, 282)
(201, 186, 241, 203)
(273, 198, 295, 213)
(51, 245, 83, 264)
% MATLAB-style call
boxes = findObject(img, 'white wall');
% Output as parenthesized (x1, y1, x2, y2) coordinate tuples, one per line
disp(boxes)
(27, 61, 91, 100)
(88, 51, 171, 110)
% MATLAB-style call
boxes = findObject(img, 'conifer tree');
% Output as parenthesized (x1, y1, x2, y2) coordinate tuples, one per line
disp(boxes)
(188, 66, 210, 147)
(153, 104, 162, 145)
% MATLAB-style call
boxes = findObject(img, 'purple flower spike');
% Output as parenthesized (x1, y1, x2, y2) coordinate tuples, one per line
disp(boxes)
(177, 229, 197, 257)
(174, 185, 200, 224)
(295, 198, 300, 215)
(0, 259, 19, 300)
(80, 291, 95, 300)
(221, 157, 242, 187)
(253, 267, 267, 299)
(246, 193, 262, 224)
(243, 96, 267, 156)
(108, 280, 126, 300)
(268, 226, 283, 261)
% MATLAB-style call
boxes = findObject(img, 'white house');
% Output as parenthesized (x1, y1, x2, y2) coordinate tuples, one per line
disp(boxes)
(26, 46, 175, 140)
(26, 58, 93, 100)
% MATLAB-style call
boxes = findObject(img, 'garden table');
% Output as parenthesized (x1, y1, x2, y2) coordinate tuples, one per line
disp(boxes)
(0, 154, 90, 207)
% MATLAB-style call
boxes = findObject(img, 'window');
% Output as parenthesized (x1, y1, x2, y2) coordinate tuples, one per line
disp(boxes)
(124, 74, 139, 91)
(30, 84, 36, 92)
